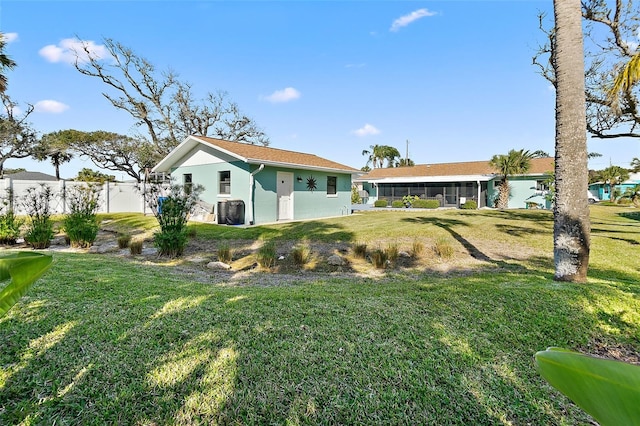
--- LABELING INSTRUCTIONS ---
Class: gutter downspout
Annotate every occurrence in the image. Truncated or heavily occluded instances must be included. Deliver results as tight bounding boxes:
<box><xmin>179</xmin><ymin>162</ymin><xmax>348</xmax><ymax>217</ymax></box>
<box><xmin>248</xmin><ymin>164</ymin><xmax>265</xmax><ymax>225</ymax></box>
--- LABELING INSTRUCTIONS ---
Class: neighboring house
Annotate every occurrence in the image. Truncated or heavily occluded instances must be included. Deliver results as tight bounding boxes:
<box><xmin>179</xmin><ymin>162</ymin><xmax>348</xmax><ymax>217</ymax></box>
<box><xmin>153</xmin><ymin>136</ymin><xmax>359</xmax><ymax>225</ymax></box>
<box><xmin>589</xmin><ymin>172</ymin><xmax>640</xmax><ymax>201</ymax></box>
<box><xmin>3</xmin><ymin>171</ymin><xmax>59</xmax><ymax>181</ymax></box>
<box><xmin>354</xmin><ymin>157</ymin><xmax>554</xmax><ymax>209</ymax></box>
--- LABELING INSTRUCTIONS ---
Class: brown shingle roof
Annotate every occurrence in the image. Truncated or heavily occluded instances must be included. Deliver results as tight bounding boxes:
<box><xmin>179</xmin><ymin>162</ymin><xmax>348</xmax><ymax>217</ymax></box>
<box><xmin>195</xmin><ymin>136</ymin><xmax>359</xmax><ymax>173</ymax></box>
<box><xmin>359</xmin><ymin>157</ymin><xmax>554</xmax><ymax>180</ymax></box>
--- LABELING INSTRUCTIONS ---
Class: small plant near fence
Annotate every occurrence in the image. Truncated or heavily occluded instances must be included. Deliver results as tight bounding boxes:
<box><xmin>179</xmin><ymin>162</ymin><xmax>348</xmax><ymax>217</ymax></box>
<box><xmin>63</xmin><ymin>184</ymin><xmax>101</xmax><ymax>248</ymax></box>
<box><xmin>22</xmin><ymin>184</ymin><xmax>55</xmax><ymax>249</ymax></box>
<box><xmin>373</xmin><ymin>200</ymin><xmax>388</xmax><ymax>207</ymax></box>
<box><xmin>433</xmin><ymin>237</ymin><xmax>454</xmax><ymax>259</ymax></box>
<box><xmin>144</xmin><ymin>183</ymin><xmax>204</xmax><ymax>257</ymax></box>
<box><xmin>217</xmin><ymin>241</ymin><xmax>232</xmax><ymax>263</ymax></box>
<box><xmin>0</xmin><ymin>190</ymin><xmax>23</xmax><ymax>245</ymax></box>
<box><xmin>391</xmin><ymin>200</ymin><xmax>404</xmax><ymax>208</ymax></box>
<box><xmin>257</xmin><ymin>241</ymin><xmax>277</xmax><ymax>268</ymax></box>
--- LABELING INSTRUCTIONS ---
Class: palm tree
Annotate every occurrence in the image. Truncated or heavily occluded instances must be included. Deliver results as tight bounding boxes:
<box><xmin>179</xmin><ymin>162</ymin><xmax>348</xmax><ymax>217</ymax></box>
<box><xmin>630</xmin><ymin>157</ymin><xmax>640</xmax><ymax>173</ymax></box>
<box><xmin>383</xmin><ymin>146</ymin><xmax>401</xmax><ymax>168</ymax></box>
<box><xmin>620</xmin><ymin>184</ymin><xmax>640</xmax><ymax>207</ymax></box>
<box><xmin>608</xmin><ymin>51</ymin><xmax>640</xmax><ymax>111</ymax></box>
<box><xmin>489</xmin><ymin>149</ymin><xmax>534</xmax><ymax>209</ymax></box>
<box><xmin>35</xmin><ymin>131</ymin><xmax>76</xmax><ymax>180</ymax></box>
<box><xmin>0</xmin><ymin>33</ymin><xmax>16</xmax><ymax>93</ymax></box>
<box><xmin>361</xmin><ymin>145</ymin><xmax>401</xmax><ymax>168</ymax></box>
<box><xmin>552</xmin><ymin>0</ymin><xmax>590</xmax><ymax>282</ymax></box>
<box><xmin>596</xmin><ymin>165</ymin><xmax>630</xmax><ymax>201</ymax></box>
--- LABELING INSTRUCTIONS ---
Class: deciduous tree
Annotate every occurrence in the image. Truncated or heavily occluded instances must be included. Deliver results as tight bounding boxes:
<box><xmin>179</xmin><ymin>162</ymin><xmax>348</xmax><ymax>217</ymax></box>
<box><xmin>0</xmin><ymin>94</ymin><xmax>37</xmax><ymax>176</ymax></box>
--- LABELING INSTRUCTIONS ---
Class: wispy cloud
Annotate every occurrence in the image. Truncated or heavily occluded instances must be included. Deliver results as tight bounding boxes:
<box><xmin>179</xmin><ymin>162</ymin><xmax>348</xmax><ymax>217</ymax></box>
<box><xmin>39</xmin><ymin>38</ymin><xmax>110</xmax><ymax>64</ymax></box>
<box><xmin>2</xmin><ymin>33</ymin><xmax>18</xmax><ymax>44</ymax></box>
<box><xmin>34</xmin><ymin>100</ymin><xmax>69</xmax><ymax>114</ymax></box>
<box><xmin>261</xmin><ymin>87</ymin><xmax>301</xmax><ymax>103</ymax></box>
<box><xmin>390</xmin><ymin>9</ymin><xmax>437</xmax><ymax>32</ymax></box>
<box><xmin>352</xmin><ymin>123</ymin><xmax>380</xmax><ymax>137</ymax></box>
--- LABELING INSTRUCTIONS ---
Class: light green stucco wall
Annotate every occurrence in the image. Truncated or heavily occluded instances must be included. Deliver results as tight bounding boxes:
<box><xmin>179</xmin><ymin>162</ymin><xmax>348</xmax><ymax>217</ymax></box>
<box><xmin>488</xmin><ymin>177</ymin><xmax>547</xmax><ymax>209</ymax></box>
<box><xmin>172</xmin><ymin>159</ymin><xmax>352</xmax><ymax>224</ymax></box>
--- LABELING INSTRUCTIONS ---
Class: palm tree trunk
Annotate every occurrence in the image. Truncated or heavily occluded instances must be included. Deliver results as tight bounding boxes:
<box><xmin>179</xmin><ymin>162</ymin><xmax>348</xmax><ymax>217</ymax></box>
<box><xmin>498</xmin><ymin>179</ymin><xmax>510</xmax><ymax>209</ymax></box>
<box><xmin>553</xmin><ymin>0</ymin><xmax>590</xmax><ymax>282</ymax></box>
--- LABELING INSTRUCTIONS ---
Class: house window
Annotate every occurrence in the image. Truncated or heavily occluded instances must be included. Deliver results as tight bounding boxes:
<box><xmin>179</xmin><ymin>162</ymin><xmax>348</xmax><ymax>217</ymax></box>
<box><xmin>183</xmin><ymin>173</ymin><xmax>193</xmax><ymax>195</ymax></box>
<box><xmin>219</xmin><ymin>171</ymin><xmax>231</xmax><ymax>195</ymax></box>
<box><xmin>327</xmin><ymin>176</ymin><xmax>337</xmax><ymax>195</ymax></box>
<box><xmin>536</xmin><ymin>180</ymin><xmax>549</xmax><ymax>191</ymax></box>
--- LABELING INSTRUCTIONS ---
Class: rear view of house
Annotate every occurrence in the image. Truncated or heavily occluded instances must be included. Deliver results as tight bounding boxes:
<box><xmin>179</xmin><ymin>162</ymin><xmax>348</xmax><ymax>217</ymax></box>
<box><xmin>153</xmin><ymin>136</ymin><xmax>359</xmax><ymax>225</ymax></box>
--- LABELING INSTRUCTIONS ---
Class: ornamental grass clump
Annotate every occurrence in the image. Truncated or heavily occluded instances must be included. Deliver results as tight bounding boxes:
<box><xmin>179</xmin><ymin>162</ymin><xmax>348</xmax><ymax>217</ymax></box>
<box><xmin>129</xmin><ymin>239</ymin><xmax>143</xmax><ymax>255</ymax></box>
<box><xmin>22</xmin><ymin>184</ymin><xmax>55</xmax><ymax>249</ymax></box>
<box><xmin>145</xmin><ymin>183</ymin><xmax>203</xmax><ymax>258</ymax></box>
<box><xmin>353</xmin><ymin>242</ymin><xmax>367</xmax><ymax>258</ymax></box>
<box><xmin>433</xmin><ymin>237</ymin><xmax>454</xmax><ymax>259</ymax></box>
<box><xmin>291</xmin><ymin>243</ymin><xmax>311</xmax><ymax>266</ymax></box>
<box><xmin>63</xmin><ymin>184</ymin><xmax>101</xmax><ymax>248</ymax></box>
<box><xmin>257</xmin><ymin>241</ymin><xmax>277</xmax><ymax>268</ymax></box>
<box><xmin>117</xmin><ymin>234</ymin><xmax>132</xmax><ymax>249</ymax></box>
<box><xmin>370</xmin><ymin>248</ymin><xmax>388</xmax><ymax>269</ymax></box>
<box><xmin>385</xmin><ymin>242</ymin><xmax>399</xmax><ymax>263</ymax></box>
<box><xmin>217</xmin><ymin>242</ymin><xmax>232</xmax><ymax>263</ymax></box>
<box><xmin>410</xmin><ymin>239</ymin><xmax>424</xmax><ymax>258</ymax></box>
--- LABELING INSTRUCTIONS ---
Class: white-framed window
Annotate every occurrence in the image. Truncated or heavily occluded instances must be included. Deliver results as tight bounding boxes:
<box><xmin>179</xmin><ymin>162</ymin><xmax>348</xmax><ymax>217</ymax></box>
<box><xmin>327</xmin><ymin>176</ymin><xmax>337</xmax><ymax>195</ymax></box>
<box><xmin>219</xmin><ymin>171</ymin><xmax>231</xmax><ymax>195</ymax></box>
<box><xmin>183</xmin><ymin>173</ymin><xmax>193</xmax><ymax>195</ymax></box>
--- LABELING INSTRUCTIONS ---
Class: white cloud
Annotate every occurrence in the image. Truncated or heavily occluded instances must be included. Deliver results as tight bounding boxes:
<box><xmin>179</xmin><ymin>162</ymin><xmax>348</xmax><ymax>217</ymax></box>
<box><xmin>2</xmin><ymin>33</ymin><xmax>18</xmax><ymax>44</ymax></box>
<box><xmin>390</xmin><ymin>8</ymin><xmax>437</xmax><ymax>32</ymax></box>
<box><xmin>34</xmin><ymin>100</ymin><xmax>69</xmax><ymax>114</ymax></box>
<box><xmin>352</xmin><ymin>123</ymin><xmax>380</xmax><ymax>137</ymax></box>
<box><xmin>39</xmin><ymin>38</ymin><xmax>111</xmax><ymax>64</ymax></box>
<box><xmin>262</xmin><ymin>87</ymin><xmax>301</xmax><ymax>103</ymax></box>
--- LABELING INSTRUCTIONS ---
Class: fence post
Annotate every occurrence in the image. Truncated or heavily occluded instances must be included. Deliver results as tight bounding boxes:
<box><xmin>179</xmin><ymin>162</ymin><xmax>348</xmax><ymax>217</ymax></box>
<box><xmin>59</xmin><ymin>180</ymin><xmax>66</xmax><ymax>214</ymax></box>
<box><xmin>104</xmin><ymin>181</ymin><xmax>110</xmax><ymax>213</ymax></box>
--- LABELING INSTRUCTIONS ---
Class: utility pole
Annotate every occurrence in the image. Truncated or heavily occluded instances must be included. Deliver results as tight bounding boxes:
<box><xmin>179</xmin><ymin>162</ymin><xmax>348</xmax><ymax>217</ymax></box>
<box><xmin>405</xmin><ymin>139</ymin><xmax>409</xmax><ymax>163</ymax></box>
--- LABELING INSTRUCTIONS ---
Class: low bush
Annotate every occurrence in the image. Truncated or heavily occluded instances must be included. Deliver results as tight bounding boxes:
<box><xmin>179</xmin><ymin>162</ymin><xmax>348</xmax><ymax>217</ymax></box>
<box><xmin>413</xmin><ymin>199</ymin><xmax>440</xmax><ymax>209</ymax></box>
<box><xmin>257</xmin><ymin>241</ymin><xmax>277</xmax><ymax>268</ymax></box>
<box><xmin>391</xmin><ymin>200</ymin><xmax>405</xmax><ymax>208</ymax></box>
<box><xmin>217</xmin><ymin>242</ymin><xmax>232</xmax><ymax>263</ymax></box>
<box><xmin>129</xmin><ymin>240</ymin><xmax>143</xmax><ymax>255</ymax></box>
<box><xmin>353</xmin><ymin>242</ymin><xmax>367</xmax><ymax>258</ymax></box>
<box><xmin>64</xmin><ymin>185</ymin><xmax>101</xmax><ymax>248</ymax></box>
<box><xmin>374</xmin><ymin>200</ymin><xmax>388</xmax><ymax>207</ymax></box>
<box><xmin>433</xmin><ymin>237</ymin><xmax>454</xmax><ymax>259</ymax></box>
<box><xmin>0</xmin><ymin>210</ymin><xmax>23</xmax><ymax>245</ymax></box>
<box><xmin>461</xmin><ymin>200</ymin><xmax>478</xmax><ymax>210</ymax></box>
<box><xmin>154</xmin><ymin>229</ymin><xmax>188</xmax><ymax>257</ymax></box>
<box><xmin>117</xmin><ymin>234</ymin><xmax>132</xmax><ymax>249</ymax></box>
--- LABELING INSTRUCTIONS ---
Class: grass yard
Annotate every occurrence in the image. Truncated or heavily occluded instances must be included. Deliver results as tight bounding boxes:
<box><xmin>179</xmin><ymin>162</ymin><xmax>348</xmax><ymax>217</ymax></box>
<box><xmin>1</xmin><ymin>205</ymin><xmax>639</xmax><ymax>424</ymax></box>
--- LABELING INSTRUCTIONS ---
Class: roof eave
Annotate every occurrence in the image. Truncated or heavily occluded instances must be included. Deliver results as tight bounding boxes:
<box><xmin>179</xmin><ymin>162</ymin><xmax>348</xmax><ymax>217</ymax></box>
<box><xmin>246</xmin><ymin>159</ymin><xmax>358</xmax><ymax>174</ymax></box>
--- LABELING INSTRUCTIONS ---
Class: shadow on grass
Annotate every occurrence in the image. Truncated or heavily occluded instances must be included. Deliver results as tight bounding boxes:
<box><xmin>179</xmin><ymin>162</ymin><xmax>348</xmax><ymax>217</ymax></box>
<box><xmin>619</xmin><ymin>211</ymin><xmax>640</xmax><ymax>222</ymax></box>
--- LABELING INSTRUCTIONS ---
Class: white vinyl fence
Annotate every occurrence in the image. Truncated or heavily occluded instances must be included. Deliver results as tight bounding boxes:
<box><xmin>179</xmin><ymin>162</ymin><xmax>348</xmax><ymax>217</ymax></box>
<box><xmin>1</xmin><ymin>178</ymin><xmax>151</xmax><ymax>215</ymax></box>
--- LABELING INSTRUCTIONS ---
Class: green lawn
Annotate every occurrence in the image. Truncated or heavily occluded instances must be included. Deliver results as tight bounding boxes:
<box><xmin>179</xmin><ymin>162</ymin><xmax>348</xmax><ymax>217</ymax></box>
<box><xmin>1</xmin><ymin>206</ymin><xmax>639</xmax><ymax>424</ymax></box>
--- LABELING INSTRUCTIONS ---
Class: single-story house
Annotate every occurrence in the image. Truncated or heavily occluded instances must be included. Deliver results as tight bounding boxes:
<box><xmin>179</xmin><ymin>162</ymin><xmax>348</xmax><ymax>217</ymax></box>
<box><xmin>589</xmin><ymin>172</ymin><xmax>640</xmax><ymax>201</ymax></box>
<box><xmin>354</xmin><ymin>157</ymin><xmax>555</xmax><ymax>209</ymax></box>
<box><xmin>153</xmin><ymin>136</ymin><xmax>359</xmax><ymax>225</ymax></box>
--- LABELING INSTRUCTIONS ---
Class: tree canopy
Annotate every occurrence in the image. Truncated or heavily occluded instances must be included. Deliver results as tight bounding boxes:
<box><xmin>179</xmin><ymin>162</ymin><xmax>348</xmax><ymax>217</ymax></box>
<box><xmin>0</xmin><ymin>93</ymin><xmax>37</xmax><ymax>176</ymax></box>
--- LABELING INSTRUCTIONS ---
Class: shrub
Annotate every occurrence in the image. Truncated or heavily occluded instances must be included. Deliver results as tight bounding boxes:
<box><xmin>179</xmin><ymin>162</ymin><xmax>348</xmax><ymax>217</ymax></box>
<box><xmin>257</xmin><ymin>241</ymin><xmax>276</xmax><ymax>268</ymax></box>
<box><xmin>353</xmin><ymin>242</ymin><xmax>367</xmax><ymax>258</ymax></box>
<box><xmin>117</xmin><ymin>234</ymin><xmax>132</xmax><ymax>249</ymax></box>
<box><xmin>144</xmin><ymin>183</ymin><xmax>204</xmax><ymax>257</ymax></box>
<box><xmin>351</xmin><ymin>186</ymin><xmax>362</xmax><ymax>204</ymax></box>
<box><xmin>130</xmin><ymin>239</ymin><xmax>143</xmax><ymax>255</ymax></box>
<box><xmin>374</xmin><ymin>199</ymin><xmax>388</xmax><ymax>207</ymax></box>
<box><xmin>402</xmin><ymin>195</ymin><xmax>420</xmax><ymax>208</ymax></box>
<box><xmin>217</xmin><ymin>242</ymin><xmax>232</xmax><ymax>263</ymax></box>
<box><xmin>0</xmin><ymin>209</ymin><xmax>23</xmax><ymax>245</ymax></box>
<box><xmin>385</xmin><ymin>242</ymin><xmax>399</xmax><ymax>263</ymax></box>
<box><xmin>433</xmin><ymin>237</ymin><xmax>454</xmax><ymax>259</ymax></box>
<box><xmin>63</xmin><ymin>185</ymin><xmax>102</xmax><ymax>248</ymax></box>
<box><xmin>291</xmin><ymin>243</ymin><xmax>311</xmax><ymax>265</ymax></box>
<box><xmin>413</xmin><ymin>199</ymin><xmax>440</xmax><ymax>209</ymax></box>
<box><xmin>391</xmin><ymin>200</ymin><xmax>405</xmax><ymax>208</ymax></box>
<box><xmin>22</xmin><ymin>184</ymin><xmax>55</xmax><ymax>249</ymax></box>
<box><xmin>461</xmin><ymin>200</ymin><xmax>478</xmax><ymax>210</ymax></box>
<box><xmin>370</xmin><ymin>248</ymin><xmax>388</xmax><ymax>269</ymax></box>
<box><xmin>410</xmin><ymin>239</ymin><xmax>424</xmax><ymax>258</ymax></box>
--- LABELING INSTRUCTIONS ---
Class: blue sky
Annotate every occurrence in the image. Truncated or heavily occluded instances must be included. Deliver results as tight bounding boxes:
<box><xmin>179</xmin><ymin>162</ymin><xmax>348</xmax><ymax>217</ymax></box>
<box><xmin>2</xmin><ymin>0</ymin><xmax>639</xmax><ymax>179</ymax></box>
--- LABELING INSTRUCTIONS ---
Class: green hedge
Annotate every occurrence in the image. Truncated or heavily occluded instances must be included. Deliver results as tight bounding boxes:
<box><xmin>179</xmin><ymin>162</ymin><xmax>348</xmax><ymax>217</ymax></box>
<box><xmin>461</xmin><ymin>200</ymin><xmax>478</xmax><ymax>210</ymax></box>
<box><xmin>391</xmin><ymin>200</ymin><xmax>405</xmax><ymax>208</ymax></box>
<box><xmin>374</xmin><ymin>200</ymin><xmax>388</xmax><ymax>207</ymax></box>
<box><xmin>413</xmin><ymin>199</ymin><xmax>440</xmax><ymax>209</ymax></box>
